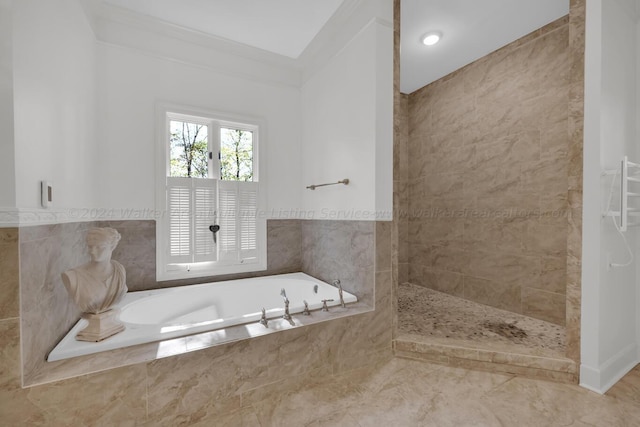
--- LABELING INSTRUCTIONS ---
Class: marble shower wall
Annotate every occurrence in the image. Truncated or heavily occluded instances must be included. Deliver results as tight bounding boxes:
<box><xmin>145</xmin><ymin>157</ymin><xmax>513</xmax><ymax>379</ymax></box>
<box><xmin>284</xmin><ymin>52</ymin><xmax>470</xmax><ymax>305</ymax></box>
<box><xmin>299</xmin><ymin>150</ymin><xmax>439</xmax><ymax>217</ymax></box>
<box><xmin>396</xmin><ymin>93</ymin><xmax>409</xmax><ymax>285</ymax></box>
<box><xmin>565</xmin><ymin>0</ymin><xmax>586</xmax><ymax>366</ymax></box>
<box><xmin>406</xmin><ymin>17</ymin><xmax>570</xmax><ymax>326</ymax></box>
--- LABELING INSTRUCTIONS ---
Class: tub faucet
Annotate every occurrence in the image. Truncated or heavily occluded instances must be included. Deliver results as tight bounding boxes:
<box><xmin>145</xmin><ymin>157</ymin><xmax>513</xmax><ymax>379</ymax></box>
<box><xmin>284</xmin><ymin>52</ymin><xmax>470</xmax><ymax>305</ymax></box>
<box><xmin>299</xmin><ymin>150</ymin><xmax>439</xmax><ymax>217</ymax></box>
<box><xmin>302</xmin><ymin>300</ymin><xmax>311</xmax><ymax>315</ymax></box>
<box><xmin>321</xmin><ymin>299</ymin><xmax>334</xmax><ymax>311</ymax></box>
<box><xmin>281</xmin><ymin>288</ymin><xmax>292</xmax><ymax>321</ymax></box>
<box><xmin>332</xmin><ymin>279</ymin><xmax>345</xmax><ymax>308</ymax></box>
<box><xmin>259</xmin><ymin>308</ymin><xmax>268</xmax><ymax>328</ymax></box>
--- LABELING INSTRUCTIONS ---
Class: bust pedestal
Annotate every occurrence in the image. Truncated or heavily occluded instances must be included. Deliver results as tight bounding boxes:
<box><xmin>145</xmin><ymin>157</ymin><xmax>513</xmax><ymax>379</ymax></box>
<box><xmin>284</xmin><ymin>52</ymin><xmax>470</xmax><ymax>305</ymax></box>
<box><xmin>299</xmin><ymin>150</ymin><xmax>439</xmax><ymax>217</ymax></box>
<box><xmin>76</xmin><ymin>309</ymin><xmax>125</xmax><ymax>342</ymax></box>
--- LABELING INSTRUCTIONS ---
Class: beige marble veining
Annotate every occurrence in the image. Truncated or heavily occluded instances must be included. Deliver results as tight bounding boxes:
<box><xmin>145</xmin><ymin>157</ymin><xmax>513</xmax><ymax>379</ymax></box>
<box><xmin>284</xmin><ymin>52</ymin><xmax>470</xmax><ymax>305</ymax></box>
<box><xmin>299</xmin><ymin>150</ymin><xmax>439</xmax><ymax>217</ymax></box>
<box><xmin>3</xmin><ymin>332</ymin><xmax>638</xmax><ymax>426</ymax></box>
<box><xmin>404</xmin><ymin>16</ymin><xmax>571</xmax><ymax>326</ymax></box>
<box><xmin>0</xmin><ymin>229</ymin><xmax>19</xmax><ymax>320</ymax></box>
<box><xmin>0</xmin><ymin>319</ymin><xmax>20</xmax><ymax>391</ymax></box>
<box><xmin>565</xmin><ymin>0</ymin><xmax>586</xmax><ymax>367</ymax></box>
<box><xmin>230</xmin><ymin>358</ymin><xmax>639</xmax><ymax>427</ymax></box>
<box><xmin>605</xmin><ymin>365</ymin><xmax>640</xmax><ymax>406</ymax></box>
<box><xmin>6</xmin><ymin>215</ymin><xmax>392</xmax><ymax>422</ymax></box>
<box><xmin>26</xmin><ymin>302</ymin><xmax>376</xmax><ymax>387</ymax></box>
<box><xmin>392</xmin><ymin>0</ymin><xmax>405</xmax><ymax>343</ymax></box>
<box><xmin>20</xmin><ymin>224</ymin><xmax>87</xmax><ymax>384</ymax></box>
<box><xmin>301</xmin><ymin>220</ymin><xmax>376</xmax><ymax>306</ymax></box>
<box><xmin>17</xmin><ymin>218</ymin><xmax>381</xmax><ymax>386</ymax></box>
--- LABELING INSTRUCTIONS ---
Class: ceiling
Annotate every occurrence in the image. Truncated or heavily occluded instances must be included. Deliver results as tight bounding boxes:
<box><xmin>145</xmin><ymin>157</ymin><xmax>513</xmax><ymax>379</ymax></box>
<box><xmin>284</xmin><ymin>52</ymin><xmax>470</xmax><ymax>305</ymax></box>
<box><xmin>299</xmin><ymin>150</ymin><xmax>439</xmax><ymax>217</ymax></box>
<box><xmin>99</xmin><ymin>1</ymin><xmax>570</xmax><ymax>93</ymax></box>
<box><xmin>102</xmin><ymin>0</ymin><xmax>345</xmax><ymax>59</ymax></box>
<box><xmin>401</xmin><ymin>0</ymin><xmax>570</xmax><ymax>94</ymax></box>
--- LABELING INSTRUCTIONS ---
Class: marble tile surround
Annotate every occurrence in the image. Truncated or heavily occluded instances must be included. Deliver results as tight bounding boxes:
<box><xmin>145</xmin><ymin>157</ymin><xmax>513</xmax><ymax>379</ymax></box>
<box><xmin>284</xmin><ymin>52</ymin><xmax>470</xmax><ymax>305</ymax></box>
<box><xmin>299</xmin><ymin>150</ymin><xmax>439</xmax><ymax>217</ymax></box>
<box><xmin>14</xmin><ymin>218</ymin><xmax>387</xmax><ymax>392</ymax></box>
<box><xmin>301</xmin><ymin>220</ymin><xmax>376</xmax><ymax>306</ymax></box>
<box><xmin>18</xmin><ymin>219</ymin><xmax>301</xmax><ymax>384</ymax></box>
<box><xmin>405</xmin><ymin>16</ymin><xmax>571</xmax><ymax>326</ymax></box>
<box><xmin>565</xmin><ymin>0</ymin><xmax>585</xmax><ymax>368</ymax></box>
<box><xmin>3</xmin><ymin>355</ymin><xmax>636</xmax><ymax>425</ymax></box>
<box><xmin>0</xmin><ymin>228</ymin><xmax>19</xmax><ymax>320</ymax></box>
<box><xmin>1</xmin><ymin>217</ymin><xmax>392</xmax><ymax>423</ymax></box>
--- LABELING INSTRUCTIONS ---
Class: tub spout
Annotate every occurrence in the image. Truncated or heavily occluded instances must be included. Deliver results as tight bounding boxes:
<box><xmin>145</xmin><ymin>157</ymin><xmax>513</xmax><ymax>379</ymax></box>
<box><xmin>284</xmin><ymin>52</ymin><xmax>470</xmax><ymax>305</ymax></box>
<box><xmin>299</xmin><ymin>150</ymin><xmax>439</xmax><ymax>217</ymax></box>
<box><xmin>259</xmin><ymin>308</ymin><xmax>268</xmax><ymax>328</ymax></box>
<box><xmin>302</xmin><ymin>300</ymin><xmax>311</xmax><ymax>315</ymax></box>
<box><xmin>332</xmin><ymin>279</ymin><xmax>345</xmax><ymax>308</ymax></box>
<box><xmin>283</xmin><ymin>299</ymin><xmax>293</xmax><ymax>321</ymax></box>
<box><xmin>281</xmin><ymin>288</ymin><xmax>292</xmax><ymax>321</ymax></box>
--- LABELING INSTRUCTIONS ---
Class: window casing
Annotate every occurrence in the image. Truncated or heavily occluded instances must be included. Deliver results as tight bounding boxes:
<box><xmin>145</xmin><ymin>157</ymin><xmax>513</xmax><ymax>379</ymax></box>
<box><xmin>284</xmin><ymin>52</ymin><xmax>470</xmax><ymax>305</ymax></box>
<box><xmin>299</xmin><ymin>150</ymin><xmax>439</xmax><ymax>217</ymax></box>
<box><xmin>156</xmin><ymin>105</ymin><xmax>267</xmax><ymax>281</ymax></box>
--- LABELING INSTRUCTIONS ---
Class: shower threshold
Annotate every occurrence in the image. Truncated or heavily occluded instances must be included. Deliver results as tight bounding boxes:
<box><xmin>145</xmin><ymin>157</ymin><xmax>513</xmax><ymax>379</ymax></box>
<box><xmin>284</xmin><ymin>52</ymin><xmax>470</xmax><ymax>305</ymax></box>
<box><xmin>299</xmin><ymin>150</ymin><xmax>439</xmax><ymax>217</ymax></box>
<box><xmin>396</xmin><ymin>283</ymin><xmax>577</xmax><ymax>382</ymax></box>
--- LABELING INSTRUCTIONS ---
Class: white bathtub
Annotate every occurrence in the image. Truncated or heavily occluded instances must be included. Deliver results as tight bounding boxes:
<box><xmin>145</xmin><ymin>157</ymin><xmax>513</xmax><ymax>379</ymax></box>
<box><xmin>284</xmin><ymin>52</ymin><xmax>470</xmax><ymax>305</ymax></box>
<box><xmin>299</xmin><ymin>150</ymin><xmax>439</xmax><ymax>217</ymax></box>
<box><xmin>47</xmin><ymin>272</ymin><xmax>357</xmax><ymax>362</ymax></box>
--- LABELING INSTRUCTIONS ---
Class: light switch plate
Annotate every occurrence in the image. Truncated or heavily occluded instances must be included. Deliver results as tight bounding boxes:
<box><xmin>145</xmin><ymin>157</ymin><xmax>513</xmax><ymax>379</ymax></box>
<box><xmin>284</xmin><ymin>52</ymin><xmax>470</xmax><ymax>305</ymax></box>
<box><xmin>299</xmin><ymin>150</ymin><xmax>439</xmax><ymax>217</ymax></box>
<box><xmin>41</xmin><ymin>181</ymin><xmax>53</xmax><ymax>208</ymax></box>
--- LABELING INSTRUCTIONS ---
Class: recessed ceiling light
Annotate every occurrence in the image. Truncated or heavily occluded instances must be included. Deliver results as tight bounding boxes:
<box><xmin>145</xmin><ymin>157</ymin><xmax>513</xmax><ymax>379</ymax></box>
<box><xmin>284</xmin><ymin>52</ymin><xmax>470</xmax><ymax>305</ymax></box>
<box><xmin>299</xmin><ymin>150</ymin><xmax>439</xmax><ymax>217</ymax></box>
<box><xmin>421</xmin><ymin>32</ymin><xmax>442</xmax><ymax>46</ymax></box>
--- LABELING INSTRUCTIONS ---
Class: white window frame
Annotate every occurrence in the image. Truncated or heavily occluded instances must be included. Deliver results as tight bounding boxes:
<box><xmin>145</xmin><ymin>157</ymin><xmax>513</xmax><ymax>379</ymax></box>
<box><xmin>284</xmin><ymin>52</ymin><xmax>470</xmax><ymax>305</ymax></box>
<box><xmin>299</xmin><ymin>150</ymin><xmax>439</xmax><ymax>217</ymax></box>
<box><xmin>155</xmin><ymin>103</ymin><xmax>267</xmax><ymax>281</ymax></box>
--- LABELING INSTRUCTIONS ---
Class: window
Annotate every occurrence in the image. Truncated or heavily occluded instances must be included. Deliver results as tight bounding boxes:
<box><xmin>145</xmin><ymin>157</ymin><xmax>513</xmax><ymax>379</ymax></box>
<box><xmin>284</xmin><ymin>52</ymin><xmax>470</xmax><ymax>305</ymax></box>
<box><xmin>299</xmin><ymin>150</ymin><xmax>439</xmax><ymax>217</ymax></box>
<box><xmin>156</xmin><ymin>106</ymin><xmax>266</xmax><ymax>281</ymax></box>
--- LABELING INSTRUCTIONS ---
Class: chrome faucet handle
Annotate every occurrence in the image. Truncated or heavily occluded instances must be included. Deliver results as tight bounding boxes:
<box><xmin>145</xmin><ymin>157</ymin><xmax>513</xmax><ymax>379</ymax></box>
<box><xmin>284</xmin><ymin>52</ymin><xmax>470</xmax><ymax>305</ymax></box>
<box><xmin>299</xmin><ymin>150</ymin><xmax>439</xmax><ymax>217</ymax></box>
<box><xmin>332</xmin><ymin>279</ymin><xmax>345</xmax><ymax>308</ymax></box>
<box><xmin>259</xmin><ymin>308</ymin><xmax>268</xmax><ymax>328</ymax></box>
<box><xmin>283</xmin><ymin>299</ymin><xmax>292</xmax><ymax>321</ymax></box>
<box><xmin>321</xmin><ymin>299</ymin><xmax>334</xmax><ymax>311</ymax></box>
<box><xmin>302</xmin><ymin>300</ymin><xmax>311</xmax><ymax>315</ymax></box>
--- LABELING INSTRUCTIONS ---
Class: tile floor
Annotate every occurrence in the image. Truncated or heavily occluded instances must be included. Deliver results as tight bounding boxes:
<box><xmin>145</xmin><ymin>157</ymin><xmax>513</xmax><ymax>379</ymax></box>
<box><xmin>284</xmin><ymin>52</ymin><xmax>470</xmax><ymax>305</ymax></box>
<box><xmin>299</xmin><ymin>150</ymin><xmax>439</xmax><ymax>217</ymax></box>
<box><xmin>191</xmin><ymin>358</ymin><xmax>640</xmax><ymax>426</ymax></box>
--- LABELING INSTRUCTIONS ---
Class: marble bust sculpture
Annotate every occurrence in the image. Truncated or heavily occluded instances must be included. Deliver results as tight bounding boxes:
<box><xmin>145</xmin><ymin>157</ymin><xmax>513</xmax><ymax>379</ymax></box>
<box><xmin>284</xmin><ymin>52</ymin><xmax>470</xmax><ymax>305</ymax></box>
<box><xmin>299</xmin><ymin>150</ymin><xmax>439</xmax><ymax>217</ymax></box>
<box><xmin>61</xmin><ymin>227</ymin><xmax>128</xmax><ymax>342</ymax></box>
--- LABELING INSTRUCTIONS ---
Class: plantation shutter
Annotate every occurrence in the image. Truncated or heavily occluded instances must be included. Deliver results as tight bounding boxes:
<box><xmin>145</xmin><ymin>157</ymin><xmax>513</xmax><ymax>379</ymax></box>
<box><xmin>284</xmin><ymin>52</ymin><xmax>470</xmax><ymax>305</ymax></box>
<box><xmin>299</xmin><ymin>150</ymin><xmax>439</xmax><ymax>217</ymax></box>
<box><xmin>167</xmin><ymin>177</ymin><xmax>192</xmax><ymax>264</ymax></box>
<box><xmin>166</xmin><ymin>177</ymin><xmax>217</xmax><ymax>264</ymax></box>
<box><xmin>193</xmin><ymin>179</ymin><xmax>217</xmax><ymax>263</ymax></box>
<box><xmin>218</xmin><ymin>180</ymin><xmax>259</xmax><ymax>263</ymax></box>
<box><xmin>218</xmin><ymin>181</ymin><xmax>238</xmax><ymax>261</ymax></box>
<box><xmin>239</xmin><ymin>181</ymin><xmax>259</xmax><ymax>260</ymax></box>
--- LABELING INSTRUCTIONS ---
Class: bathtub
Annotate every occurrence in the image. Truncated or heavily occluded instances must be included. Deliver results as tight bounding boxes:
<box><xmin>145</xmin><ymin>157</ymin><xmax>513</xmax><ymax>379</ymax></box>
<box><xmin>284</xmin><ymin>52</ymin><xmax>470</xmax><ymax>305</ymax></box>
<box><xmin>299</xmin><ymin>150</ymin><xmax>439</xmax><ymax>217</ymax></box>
<box><xmin>47</xmin><ymin>272</ymin><xmax>357</xmax><ymax>362</ymax></box>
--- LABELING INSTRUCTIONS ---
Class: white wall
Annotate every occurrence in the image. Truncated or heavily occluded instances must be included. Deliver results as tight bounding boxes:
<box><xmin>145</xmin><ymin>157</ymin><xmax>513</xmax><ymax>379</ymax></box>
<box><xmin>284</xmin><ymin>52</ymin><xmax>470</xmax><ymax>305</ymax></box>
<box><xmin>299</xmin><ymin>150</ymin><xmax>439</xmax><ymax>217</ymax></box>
<box><xmin>581</xmin><ymin>0</ymin><xmax>639</xmax><ymax>394</ymax></box>
<box><xmin>96</xmin><ymin>45</ymin><xmax>302</xmax><ymax>217</ymax></box>
<box><xmin>12</xmin><ymin>0</ymin><xmax>98</xmax><ymax>210</ymax></box>
<box><xmin>375</xmin><ymin>22</ymin><xmax>394</xmax><ymax>219</ymax></box>
<box><xmin>300</xmin><ymin>0</ymin><xmax>393</xmax><ymax>220</ymax></box>
<box><xmin>5</xmin><ymin>0</ymin><xmax>393</xmax><ymax>224</ymax></box>
<box><xmin>0</xmin><ymin>0</ymin><xmax>15</xmax><ymax>208</ymax></box>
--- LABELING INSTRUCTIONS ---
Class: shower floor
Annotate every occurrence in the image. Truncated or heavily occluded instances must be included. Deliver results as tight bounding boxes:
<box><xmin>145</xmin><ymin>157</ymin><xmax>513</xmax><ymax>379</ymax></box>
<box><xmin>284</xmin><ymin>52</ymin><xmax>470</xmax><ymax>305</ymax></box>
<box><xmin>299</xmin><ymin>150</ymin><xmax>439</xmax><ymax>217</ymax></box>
<box><xmin>398</xmin><ymin>282</ymin><xmax>566</xmax><ymax>358</ymax></box>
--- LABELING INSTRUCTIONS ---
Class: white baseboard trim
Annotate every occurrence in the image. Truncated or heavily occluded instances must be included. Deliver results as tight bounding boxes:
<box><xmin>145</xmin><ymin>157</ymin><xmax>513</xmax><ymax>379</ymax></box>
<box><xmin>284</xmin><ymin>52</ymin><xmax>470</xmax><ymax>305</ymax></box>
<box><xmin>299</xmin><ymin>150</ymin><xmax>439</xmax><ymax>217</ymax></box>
<box><xmin>580</xmin><ymin>342</ymin><xmax>638</xmax><ymax>394</ymax></box>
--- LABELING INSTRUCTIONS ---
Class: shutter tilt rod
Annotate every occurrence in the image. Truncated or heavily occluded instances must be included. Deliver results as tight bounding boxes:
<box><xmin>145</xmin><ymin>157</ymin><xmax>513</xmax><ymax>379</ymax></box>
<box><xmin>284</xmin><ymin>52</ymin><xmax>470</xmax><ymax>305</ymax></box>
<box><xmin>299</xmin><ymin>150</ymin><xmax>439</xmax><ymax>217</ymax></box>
<box><xmin>306</xmin><ymin>179</ymin><xmax>349</xmax><ymax>190</ymax></box>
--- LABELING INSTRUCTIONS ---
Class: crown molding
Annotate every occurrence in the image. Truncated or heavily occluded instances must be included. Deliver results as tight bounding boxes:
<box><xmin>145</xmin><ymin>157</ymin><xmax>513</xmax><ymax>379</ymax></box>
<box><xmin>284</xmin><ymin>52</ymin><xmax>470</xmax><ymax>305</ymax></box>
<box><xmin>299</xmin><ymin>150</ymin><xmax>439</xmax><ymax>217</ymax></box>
<box><xmin>89</xmin><ymin>2</ymin><xmax>303</xmax><ymax>88</ymax></box>
<box><xmin>298</xmin><ymin>0</ymin><xmax>392</xmax><ymax>84</ymax></box>
<box><xmin>79</xmin><ymin>0</ymin><xmax>393</xmax><ymax>89</ymax></box>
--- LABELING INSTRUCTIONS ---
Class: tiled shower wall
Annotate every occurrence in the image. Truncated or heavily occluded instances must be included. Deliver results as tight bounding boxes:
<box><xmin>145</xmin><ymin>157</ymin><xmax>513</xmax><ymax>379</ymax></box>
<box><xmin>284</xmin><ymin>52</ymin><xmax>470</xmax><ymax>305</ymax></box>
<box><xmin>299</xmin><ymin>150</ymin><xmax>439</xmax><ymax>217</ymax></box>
<box><xmin>0</xmin><ymin>218</ymin><xmax>391</xmax><ymax>424</ymax></box>
<box><xmin>406</xmin><ymin>17</ymin><xmax>570</xmax><ymax>326</ymax></box>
